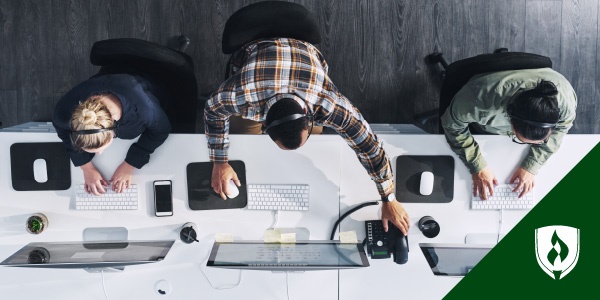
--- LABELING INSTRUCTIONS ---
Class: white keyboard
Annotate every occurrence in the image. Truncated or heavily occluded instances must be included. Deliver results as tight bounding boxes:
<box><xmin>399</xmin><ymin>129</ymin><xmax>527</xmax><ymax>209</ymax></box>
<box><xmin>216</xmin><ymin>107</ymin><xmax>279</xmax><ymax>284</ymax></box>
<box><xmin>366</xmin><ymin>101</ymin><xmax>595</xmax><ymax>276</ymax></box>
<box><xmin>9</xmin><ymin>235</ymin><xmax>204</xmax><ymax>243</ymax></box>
<box><xmin>471</xmin><ymin>184</ymin><xmax>534</xmax><ymax>210</ymax></box>
<box><xmin>75</xmin><ymin>184</ymin><xmax>138</xmax><ymax>211</ymax></box>
<box><xmin>247</xmin><ymin>184</ymin><xmax>309</xmax><ymax>211</ymax></box>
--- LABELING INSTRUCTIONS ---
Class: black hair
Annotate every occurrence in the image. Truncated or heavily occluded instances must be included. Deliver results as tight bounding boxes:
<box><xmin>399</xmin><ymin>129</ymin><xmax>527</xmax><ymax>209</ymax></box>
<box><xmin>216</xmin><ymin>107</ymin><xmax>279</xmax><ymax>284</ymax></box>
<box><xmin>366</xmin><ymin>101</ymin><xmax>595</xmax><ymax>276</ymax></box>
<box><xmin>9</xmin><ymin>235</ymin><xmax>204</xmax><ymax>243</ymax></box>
<box><xmin>265</xmin><ymin>98</ymin><xmax>309</xmax><ymax>149</ymax></box>
<box><xmin>509</xmin><ymin>80</ymin><xmax>560</xmax><ymax>141</ymax></box>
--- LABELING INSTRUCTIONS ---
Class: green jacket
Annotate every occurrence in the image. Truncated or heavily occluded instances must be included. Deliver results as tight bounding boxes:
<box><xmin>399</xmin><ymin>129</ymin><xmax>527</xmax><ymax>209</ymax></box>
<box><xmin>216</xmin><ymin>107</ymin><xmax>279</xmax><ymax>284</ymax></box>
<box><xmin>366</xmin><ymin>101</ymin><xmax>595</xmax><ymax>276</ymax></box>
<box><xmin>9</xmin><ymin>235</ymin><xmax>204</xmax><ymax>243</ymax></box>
<box><xmin>441</xmin><ymin>68</ymin><xmax>577</xmax><ymax>175</ymax></box>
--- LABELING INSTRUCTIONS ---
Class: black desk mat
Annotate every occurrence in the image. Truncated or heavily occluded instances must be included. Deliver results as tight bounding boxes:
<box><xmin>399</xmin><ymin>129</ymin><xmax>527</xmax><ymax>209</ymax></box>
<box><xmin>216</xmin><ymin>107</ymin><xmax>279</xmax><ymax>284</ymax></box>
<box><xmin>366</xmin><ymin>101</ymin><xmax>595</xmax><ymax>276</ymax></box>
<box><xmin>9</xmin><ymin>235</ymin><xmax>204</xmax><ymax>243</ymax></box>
<box><xmin>10</xmin><ymin>142</ymin><xmax>71</xmax><ymax>191</ymax></box>
<box><xmin>186</xmin><ymin>160</ymin><xmax>247</xmax><ymax>210</ymax></box>
<box><xmin>395</xmin><ymin>155</ymin><xmax>454</xmax><ymax>203</ymax></box>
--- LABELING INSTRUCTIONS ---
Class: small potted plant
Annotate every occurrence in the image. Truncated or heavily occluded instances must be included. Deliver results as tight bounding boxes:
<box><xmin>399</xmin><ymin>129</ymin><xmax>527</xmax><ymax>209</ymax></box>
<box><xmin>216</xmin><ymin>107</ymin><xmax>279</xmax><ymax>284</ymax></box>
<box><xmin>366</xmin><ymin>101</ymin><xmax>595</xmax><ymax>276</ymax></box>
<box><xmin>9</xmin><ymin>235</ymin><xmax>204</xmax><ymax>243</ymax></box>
<box><xmin>26</xmin><ymin>213</ymin><xmax>48</xmax><ymax>234</ymax></box>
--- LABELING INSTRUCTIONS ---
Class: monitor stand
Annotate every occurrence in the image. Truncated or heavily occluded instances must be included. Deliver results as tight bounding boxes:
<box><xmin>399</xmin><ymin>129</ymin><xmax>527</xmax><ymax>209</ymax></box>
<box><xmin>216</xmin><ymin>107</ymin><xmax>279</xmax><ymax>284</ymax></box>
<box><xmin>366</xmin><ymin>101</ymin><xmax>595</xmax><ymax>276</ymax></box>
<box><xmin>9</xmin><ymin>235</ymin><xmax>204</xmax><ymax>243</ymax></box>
<box><xmin>82</xmin><ymin>227</ymin><xmax>130</xmax><ymax>273</ymax></box>
<box><xmin>84</xmin><ymin>266</ymin><xmax>125</xmax><ymax>273</ymax></box>
<box><xmin>83</xmin><ymin>227</ymin><xmax>128</xmax><ymax>241</ymax></box>
<box><xmin>465</xmin><ymin>233</ymin><xmax>505</xmax><ymax>245</ymax></box>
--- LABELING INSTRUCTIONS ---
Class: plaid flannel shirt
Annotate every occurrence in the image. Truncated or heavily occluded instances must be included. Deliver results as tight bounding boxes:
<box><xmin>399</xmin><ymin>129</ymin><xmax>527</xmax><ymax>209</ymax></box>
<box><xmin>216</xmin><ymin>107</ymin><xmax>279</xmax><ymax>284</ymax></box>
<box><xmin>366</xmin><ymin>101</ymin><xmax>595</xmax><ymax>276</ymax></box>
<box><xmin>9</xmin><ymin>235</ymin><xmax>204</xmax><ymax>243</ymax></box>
<box><xmin>204</xmin><ymin>38</ymin><xmax>394</xmax><ymax>197</ymax></box>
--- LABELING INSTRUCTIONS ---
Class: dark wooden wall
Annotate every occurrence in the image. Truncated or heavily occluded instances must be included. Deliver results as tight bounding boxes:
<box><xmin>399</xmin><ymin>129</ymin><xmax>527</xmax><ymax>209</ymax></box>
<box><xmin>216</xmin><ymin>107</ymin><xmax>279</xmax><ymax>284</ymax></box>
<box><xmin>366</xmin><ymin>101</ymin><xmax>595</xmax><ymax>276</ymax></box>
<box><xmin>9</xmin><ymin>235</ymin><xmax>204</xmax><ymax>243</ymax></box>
<box><xmin>1</xmin><ymin>0</ymin><xmax>598</xmax><ymax>133</ymax></box>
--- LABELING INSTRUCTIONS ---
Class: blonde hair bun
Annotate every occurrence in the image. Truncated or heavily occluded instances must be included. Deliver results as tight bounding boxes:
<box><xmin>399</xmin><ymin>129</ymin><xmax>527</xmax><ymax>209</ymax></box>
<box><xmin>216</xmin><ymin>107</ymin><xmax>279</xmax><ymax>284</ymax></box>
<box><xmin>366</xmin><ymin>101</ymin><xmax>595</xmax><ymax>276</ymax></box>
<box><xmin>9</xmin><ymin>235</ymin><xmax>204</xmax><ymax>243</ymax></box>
<box><xmin>80</xmin><ymin>108</ymin><xmax>98</xmax><ymax>125</ymax></box>
<box><xmin>70</xmin><ymin>94</ymin><xmax>115</xmax><ymax>150</ymax></box>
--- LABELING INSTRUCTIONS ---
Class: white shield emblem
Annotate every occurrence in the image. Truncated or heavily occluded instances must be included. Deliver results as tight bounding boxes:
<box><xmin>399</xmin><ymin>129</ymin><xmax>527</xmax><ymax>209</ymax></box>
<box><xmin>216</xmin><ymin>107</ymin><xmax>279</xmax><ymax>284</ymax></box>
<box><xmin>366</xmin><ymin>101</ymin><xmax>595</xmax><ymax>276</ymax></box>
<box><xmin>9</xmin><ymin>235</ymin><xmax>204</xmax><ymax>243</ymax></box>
<box><xmin>535</xmin><ymin>226</ymin><xmax>580</xmax><ymax>280</ymax></box>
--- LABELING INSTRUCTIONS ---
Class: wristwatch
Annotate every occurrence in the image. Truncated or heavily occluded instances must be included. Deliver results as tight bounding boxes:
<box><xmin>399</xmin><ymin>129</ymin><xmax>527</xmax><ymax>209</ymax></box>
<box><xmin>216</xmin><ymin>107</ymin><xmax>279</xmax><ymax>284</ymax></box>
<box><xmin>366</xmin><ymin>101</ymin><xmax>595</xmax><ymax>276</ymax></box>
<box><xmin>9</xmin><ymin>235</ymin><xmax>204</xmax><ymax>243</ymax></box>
<box><xmin>381</xmin><ymin>193</ymin><xmax>396</xmax><ymax>203</ymax></box>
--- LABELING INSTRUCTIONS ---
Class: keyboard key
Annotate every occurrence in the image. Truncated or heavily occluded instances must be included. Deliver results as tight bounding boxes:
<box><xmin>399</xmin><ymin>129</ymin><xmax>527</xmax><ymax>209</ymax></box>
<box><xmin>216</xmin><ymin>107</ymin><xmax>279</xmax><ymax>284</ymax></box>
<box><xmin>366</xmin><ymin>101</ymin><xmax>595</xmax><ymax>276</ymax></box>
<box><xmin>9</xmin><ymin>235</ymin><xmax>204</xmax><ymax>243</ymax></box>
<box><xmin>471</xmin><ymin>184</ymin><xmax>534</xmax><ymax>210</ymax></box>
<box><xmin>75</xmin><ymin>184</ymin><xmax>139</xmax><ymax>211</ymax></box>
<box><xmin>247</xmin><ymin>184</ymin><xmax>309</xmax><ymax>211</ymax></box>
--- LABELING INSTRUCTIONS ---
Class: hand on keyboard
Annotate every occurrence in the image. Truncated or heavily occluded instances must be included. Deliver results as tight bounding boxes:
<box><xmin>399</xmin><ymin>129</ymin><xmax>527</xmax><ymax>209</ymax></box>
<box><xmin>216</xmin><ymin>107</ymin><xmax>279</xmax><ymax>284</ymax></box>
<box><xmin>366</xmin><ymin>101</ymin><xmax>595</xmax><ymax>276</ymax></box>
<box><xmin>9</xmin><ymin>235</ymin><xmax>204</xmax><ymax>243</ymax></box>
<box><xmin>111</xmin><ymin>161</ymin><xmax>134</xmax><ymax>193</ymax></box>
<box><xmin>471</xmin><ymin>184</ymin><xmax>534</xmax><ymax>210</ymax></box>
<box><xmin>75</xmin><ymin>184</ymin><xmax>139</xmax><ymax>211</ymax></box>
<box><xmin>81</xmin><ymin>162</ymin><xmax>109</xmax><ymax>195</ymax></box>
<box><xmin>509</xmin><ymin>167</ymin><xmax>535</xmax><ymax>198</ymax></box>
<box><xmin>472</xmin><ymin>167</ymin><xmax>498</xmax><ymax>200</ymax></box>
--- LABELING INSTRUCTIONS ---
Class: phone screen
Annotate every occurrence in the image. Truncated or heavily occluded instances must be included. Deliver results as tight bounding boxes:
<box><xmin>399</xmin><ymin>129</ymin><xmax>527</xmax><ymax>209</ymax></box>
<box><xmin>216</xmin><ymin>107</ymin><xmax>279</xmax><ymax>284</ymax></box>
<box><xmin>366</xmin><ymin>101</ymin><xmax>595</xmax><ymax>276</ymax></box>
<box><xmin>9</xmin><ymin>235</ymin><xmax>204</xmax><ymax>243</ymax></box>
<box><xmin>155</xmin><ymin>182</ymin><xmax>173</xmax><ymax>214</ymax></box>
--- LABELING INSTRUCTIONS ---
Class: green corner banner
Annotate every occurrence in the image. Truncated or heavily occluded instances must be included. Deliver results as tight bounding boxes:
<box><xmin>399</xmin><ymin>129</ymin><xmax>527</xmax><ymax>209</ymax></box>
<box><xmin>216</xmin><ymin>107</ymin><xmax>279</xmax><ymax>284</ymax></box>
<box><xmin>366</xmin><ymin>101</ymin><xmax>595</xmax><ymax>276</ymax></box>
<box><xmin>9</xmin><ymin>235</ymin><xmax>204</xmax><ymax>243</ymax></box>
<box><xmin>445</xmin><ymin>142</ymin><xmax>600</xmax><ymax>299</ymax></box>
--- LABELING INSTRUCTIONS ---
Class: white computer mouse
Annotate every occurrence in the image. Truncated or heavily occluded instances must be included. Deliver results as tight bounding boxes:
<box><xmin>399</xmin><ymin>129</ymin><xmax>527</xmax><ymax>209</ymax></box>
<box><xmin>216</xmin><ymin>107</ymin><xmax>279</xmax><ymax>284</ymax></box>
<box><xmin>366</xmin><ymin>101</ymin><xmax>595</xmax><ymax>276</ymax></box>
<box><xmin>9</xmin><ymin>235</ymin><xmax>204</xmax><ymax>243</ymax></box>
<box><xmin>33</xmin><ymin>158</ymin><xmax>48</xmax><ymax>183</ymax></box>
<box><xmin>226</xmin><ymin>179</ymin><xmax>240</xmax><ymax>199</ymax></box>
<box><xmin>419</xmin><ymin>171</ymin><xmax>434</xmax><ymax>196</ymax></box>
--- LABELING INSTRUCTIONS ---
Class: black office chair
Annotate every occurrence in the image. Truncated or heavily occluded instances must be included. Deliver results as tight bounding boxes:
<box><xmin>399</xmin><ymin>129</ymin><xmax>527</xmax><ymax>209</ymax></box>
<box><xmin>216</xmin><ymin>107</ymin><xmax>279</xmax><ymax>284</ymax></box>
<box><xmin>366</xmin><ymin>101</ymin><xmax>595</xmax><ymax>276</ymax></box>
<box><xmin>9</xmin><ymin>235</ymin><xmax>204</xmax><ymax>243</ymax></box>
<box><xmin>420</xmin><ymin>48</ymin><xmax>553</xmax><ymax>133</ymax></box>
<box><xmin>90</xmin><ymin>37</ymin><xmax>198</xmax><ymax>133</ymax></box>
<box><xmin>221</xmin><ymin>0</ymin><xmax>321</xmax><ymax>79</ymax></box>
<box><xmin>218</xmin><ymin>1</ymin><xmax>324</xmax><ymax>135</ymax></box>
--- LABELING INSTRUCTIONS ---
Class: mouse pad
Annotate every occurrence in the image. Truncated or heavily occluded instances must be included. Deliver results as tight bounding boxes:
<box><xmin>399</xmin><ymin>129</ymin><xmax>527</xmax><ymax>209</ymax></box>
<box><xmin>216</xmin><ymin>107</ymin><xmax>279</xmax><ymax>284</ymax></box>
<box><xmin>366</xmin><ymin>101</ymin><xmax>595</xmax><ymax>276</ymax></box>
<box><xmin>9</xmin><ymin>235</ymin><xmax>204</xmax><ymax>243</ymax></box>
<box><xmin>186</xmin><ymin>160</ymin><xmax>247</xmax><ymax>210</ymax></box>
<box><xmin>10</xmin><ymin>142</ymin><xmax>71</xmax><ymax>191</ymax></box>
<box><xmin>394</xmin><ymin>155</ymin><xmax>454</xmax><ymax>203</ymax></box>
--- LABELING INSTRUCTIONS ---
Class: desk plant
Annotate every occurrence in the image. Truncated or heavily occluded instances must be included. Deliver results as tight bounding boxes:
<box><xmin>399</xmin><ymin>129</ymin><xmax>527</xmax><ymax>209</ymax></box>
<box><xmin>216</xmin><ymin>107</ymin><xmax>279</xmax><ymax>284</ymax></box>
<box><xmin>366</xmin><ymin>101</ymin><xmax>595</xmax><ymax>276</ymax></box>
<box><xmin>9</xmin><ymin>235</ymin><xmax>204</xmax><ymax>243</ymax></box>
<box><xmin>26</xmin><ymin>213</ymin><xmax>48</xmax><ymax>234</ymax></box>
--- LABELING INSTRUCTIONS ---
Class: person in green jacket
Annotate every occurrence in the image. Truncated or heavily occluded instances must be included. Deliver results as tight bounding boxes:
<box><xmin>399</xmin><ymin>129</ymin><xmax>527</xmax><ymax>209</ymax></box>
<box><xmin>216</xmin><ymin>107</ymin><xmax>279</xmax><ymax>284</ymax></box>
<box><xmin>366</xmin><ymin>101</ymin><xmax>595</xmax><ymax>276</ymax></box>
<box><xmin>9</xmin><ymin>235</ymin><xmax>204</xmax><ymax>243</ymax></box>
<box><xmin>441</xmin><ymin>68</ymin><xmax>577</xmax><ymax>200</ymax></box>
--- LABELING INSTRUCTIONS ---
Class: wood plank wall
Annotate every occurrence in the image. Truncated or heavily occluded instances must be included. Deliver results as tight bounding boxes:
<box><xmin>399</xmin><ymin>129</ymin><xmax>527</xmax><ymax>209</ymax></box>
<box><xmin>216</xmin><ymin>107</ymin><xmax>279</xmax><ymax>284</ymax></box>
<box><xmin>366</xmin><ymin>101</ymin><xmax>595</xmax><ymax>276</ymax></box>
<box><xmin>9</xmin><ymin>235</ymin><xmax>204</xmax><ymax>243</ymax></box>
<box><xmin>0</xmin><ymin>0</ymin><xmax>598</xmax><ymax>133</ymax></box>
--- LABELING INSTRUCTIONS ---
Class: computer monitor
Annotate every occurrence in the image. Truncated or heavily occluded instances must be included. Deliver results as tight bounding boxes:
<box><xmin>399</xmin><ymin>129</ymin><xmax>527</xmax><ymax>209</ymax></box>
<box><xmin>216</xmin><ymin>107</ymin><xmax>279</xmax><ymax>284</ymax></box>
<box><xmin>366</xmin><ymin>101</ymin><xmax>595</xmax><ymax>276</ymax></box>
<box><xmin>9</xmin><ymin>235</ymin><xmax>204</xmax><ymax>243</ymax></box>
<box><xmin>419</xmin><ymin>243</ymin><xmax>493</xmax><ymax>276</ymax></box>
<box><xmin>0</xmin><ymin>240</ymin><xmax>174</xmax><ymax>270</ymax></box>
<box><xmin>207</xmin><ymin>240</ymin><xmax>370</xmax><ymax>271</ymax></box>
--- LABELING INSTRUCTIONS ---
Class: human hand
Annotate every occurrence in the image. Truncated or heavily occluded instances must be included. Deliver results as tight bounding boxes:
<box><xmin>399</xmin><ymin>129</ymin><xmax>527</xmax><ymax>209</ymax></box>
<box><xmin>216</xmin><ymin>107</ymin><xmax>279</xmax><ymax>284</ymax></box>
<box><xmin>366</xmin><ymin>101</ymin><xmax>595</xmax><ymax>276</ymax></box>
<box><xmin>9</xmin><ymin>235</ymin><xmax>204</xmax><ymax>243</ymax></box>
<box><xmin>472</xmin><ymin>167</ymin><xmax>498</xmax><ymax>200</ymax></box>
<box><xmin>81</xmin><ymin>162</ymin><xmax>109</xmax><ymax>195</ymax></box>
<box><xmin>211</xmin><ymin>162</ymin><xmax>240</xmax><ymax>200</ymax></box>
<box><xmin>111</xmin><ymin>161</ymin><xmax>134</xmax><ymax>193</ymax></box>
<box><xmin>510</xmin><ymin>167</ymin><xmax>535</xmax><ymax>198</ymax></box>
<box><xmin>381</xmin><ymin>200</ymin><xmax>410</xmax><ymax>235</ymax></box>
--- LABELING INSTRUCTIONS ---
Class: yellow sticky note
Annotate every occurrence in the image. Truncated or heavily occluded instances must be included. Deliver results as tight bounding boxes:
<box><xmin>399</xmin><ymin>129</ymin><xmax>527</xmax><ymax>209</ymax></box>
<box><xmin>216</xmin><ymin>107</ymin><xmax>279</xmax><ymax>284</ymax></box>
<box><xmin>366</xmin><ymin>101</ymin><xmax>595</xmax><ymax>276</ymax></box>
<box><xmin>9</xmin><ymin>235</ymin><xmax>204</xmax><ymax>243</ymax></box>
<box><xmin>339</xmin><ymin>231</ymin><xmax>358</xmax><ymax>244</ymax></box>
<box><xmin>264</xmin><ymin>229</ymin><xmax>281</xmax><ymax>243</ymax></box>
<box><xmin>280</xmin><ymin>233</ymin><xmax>296</xmax><ymax>243</ymax></box>
<box><xmin>215</xmin><ymin>233</ymin><xmax>234</xmax><ymax>243</ymax></box>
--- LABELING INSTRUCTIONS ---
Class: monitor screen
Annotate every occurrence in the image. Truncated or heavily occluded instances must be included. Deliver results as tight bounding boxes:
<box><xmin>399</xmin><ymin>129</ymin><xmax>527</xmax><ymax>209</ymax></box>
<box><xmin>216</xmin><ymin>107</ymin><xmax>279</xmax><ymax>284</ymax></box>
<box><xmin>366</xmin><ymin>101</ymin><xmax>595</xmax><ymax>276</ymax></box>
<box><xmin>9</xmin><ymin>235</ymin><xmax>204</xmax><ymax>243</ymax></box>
<box><xmin>419</xmin><ymin>243</ymin><xmax>493</xmax><ymax>276</ymax></box>
<box><xmin>207</xmin><ymin>241</ymin><xmax>370</xmax><ymax>271</ymax></box>
<box><xmin>0</xmin><ymin>241</ymin><xmax>174</xmax><ymax>269</ymax></box>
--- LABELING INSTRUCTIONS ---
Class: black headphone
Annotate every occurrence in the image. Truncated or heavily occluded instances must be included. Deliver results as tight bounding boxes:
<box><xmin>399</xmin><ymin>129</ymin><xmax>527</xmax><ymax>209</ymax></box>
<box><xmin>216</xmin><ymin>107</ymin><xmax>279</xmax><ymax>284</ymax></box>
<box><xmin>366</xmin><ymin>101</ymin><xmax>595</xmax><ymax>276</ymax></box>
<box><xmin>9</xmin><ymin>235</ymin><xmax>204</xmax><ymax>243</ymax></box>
<box><xmin>70</xmin><ymin>124</ymin><xmax>119</xmax><ymax>138</ymax></box>
<box><xmin>507</xmin><ymin>103</ymin><xmax>558</xmax><ymax>129</ymax></box>
<box><xmin>262</xmin><ymin>113</ymin><xmax>313</xmax><ymax>133</ymax></box>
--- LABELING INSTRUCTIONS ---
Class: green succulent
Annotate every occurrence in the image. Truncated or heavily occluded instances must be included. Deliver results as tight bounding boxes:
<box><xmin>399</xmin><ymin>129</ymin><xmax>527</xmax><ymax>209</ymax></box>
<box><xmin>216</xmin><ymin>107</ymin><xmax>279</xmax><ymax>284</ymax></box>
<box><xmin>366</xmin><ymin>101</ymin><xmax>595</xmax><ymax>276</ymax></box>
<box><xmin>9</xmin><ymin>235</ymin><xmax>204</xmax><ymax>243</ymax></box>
<box><xmin>28</xmin><ymin>217</ymin><xmax>43</xmax><ymax>233</ymax></box>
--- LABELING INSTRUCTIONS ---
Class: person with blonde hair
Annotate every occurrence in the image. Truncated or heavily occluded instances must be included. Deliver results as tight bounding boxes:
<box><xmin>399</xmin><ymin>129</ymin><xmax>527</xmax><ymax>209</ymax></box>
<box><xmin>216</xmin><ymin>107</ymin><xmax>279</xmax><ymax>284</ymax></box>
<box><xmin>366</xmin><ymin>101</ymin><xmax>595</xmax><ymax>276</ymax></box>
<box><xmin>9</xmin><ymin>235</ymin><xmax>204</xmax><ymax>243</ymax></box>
<box><xmin>53</xmin><ymin>73</ymin><xmax>172</xmax><ymax>195</ymax></box>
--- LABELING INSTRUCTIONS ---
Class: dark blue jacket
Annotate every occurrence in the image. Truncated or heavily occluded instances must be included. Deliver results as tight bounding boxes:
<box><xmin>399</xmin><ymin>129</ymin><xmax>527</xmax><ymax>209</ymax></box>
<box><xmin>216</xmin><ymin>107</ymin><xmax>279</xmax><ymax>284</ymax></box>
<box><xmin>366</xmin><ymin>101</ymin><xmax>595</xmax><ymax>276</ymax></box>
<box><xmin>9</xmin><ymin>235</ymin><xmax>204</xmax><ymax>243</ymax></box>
<box><xmin>53</xmin><ymin>74</ymin><xmax>172</xmax><ymax>169</ymax></box>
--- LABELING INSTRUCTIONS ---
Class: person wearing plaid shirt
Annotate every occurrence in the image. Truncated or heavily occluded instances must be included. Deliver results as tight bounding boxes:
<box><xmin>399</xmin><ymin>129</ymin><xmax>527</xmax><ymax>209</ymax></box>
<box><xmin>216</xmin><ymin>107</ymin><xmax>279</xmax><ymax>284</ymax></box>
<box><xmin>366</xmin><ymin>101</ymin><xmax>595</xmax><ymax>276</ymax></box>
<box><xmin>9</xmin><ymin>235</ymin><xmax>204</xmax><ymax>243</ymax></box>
<box><xmin>204</xmin><ymin>38</ymin><xmax>409</xmax><ymax>235</ymax></box>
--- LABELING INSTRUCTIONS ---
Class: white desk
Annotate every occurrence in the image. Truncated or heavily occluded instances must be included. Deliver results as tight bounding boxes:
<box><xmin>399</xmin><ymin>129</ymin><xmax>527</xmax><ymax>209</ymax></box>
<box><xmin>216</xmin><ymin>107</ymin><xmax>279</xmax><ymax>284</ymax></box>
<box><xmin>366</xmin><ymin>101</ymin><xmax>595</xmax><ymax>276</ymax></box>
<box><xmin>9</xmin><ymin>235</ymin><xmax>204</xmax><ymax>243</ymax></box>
<box><xmin>338</xmin><ymin>134</ymin><xmax>599</xmax><ymax>300</ymax></box>
<box><xmin>0</xmin><ymin>133</ymin><xmax>342</xmax><ymax>300</ymax></box>
<box><xmin>0</xmin><ymin>133</ymin><xmax>597</xmax><ymax>300</ymax></box>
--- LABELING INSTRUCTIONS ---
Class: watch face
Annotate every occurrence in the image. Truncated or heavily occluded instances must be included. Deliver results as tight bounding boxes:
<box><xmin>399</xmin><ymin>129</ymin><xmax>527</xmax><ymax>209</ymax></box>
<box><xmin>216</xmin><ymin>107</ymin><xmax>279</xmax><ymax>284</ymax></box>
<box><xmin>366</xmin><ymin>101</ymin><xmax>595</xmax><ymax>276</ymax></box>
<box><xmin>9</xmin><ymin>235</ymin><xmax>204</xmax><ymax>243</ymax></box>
<box><xmin>384</xmin><ymin>193</ymin><xmax>396</xmax><ymax>202</ymax></box>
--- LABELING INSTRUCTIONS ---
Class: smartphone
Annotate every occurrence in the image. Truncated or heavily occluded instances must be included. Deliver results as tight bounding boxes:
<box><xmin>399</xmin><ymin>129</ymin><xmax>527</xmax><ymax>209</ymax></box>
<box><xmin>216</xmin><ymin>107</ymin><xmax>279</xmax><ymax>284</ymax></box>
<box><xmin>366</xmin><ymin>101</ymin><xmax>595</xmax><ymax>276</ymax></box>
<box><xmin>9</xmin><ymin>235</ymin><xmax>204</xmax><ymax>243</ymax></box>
<box><xmin>154</xmin><ymin>180</ymin><xmax>173</xmax><ymax>217</ymax></box>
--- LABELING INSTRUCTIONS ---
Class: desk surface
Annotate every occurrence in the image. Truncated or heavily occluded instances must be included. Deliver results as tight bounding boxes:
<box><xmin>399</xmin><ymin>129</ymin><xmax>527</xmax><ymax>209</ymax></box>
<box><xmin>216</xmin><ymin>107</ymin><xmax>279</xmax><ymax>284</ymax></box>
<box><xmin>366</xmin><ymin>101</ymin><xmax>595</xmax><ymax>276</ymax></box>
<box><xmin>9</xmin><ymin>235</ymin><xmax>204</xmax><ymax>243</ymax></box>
<box><xmin>0</xmin><ymin>133</ymin><xmax>597</xmax><ymax>300</ymax></box>
<box><xmin>338</xmin><ymin>134</ymin><xmax>599</xmax><ymax>300</ymax></box>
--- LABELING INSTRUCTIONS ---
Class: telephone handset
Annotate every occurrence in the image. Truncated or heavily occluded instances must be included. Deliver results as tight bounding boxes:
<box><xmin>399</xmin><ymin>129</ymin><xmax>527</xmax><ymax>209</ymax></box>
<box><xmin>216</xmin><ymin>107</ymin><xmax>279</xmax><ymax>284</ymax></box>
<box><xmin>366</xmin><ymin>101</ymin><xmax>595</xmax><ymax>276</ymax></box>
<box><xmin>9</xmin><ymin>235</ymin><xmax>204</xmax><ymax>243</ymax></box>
<box><xmin>365</xmin><ymin>220</ymin><xmax>409</xmax><ymax>264</ymax></box>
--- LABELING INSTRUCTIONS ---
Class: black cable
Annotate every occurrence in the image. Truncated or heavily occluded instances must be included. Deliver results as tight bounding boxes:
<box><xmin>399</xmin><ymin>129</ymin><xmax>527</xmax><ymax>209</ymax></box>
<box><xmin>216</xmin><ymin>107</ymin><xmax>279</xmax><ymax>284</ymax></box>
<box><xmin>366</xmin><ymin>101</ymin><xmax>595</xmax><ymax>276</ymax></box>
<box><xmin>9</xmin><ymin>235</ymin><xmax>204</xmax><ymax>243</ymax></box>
<box><xmin>330</xmin><ymin>201</ymin><xmax>379</xmax><ymax>240</ymax></box>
